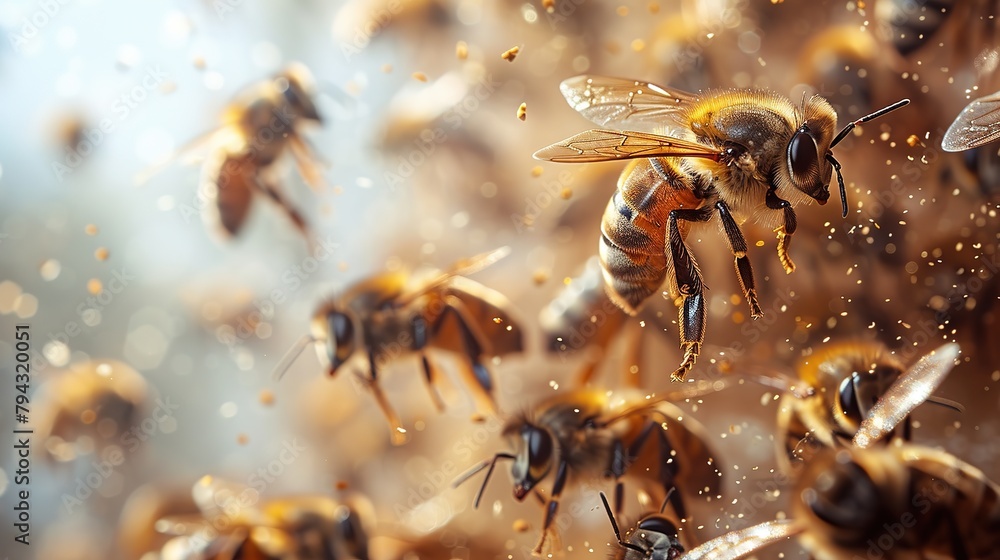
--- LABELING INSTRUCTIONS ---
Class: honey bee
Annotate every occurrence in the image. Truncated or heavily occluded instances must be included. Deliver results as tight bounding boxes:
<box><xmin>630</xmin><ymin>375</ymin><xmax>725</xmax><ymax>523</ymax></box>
<box><xmin>33</xmin><ymin>359</ymin><xmax>148</xmax><ymax>463</ymax></box>
<box><xmin>455</xmin><ymin>384</ymin><xmax>726</xmax><ymax>555</ymax></box>
<box><xmin>156</xmin><ymin>475</ymin><xmax>371</xmax><ymax>560</ymax></box>
<box><xmin>138</xmin><ymin>63</ymin><xmax>325</xmax><ymax>244</ymax></box>
<box><xmin>678</xmin><ymin>444</ymin><xmax>1000</xmax><ymax>560</ymax></box>
<box><xmin>534</xmin><ymin>75</ymin><xmax>908</xmax><ymax>380</ymax></box>
<box><xmin>274</xmin><ymin>247</ymin><xmax>523</xmax><ymax>445</ymax></box>
<box><xmin>943</xmin><ymin>89</ymin><xmax>1000</xmax><ymax>153</ymax></box>
<box><xmin>875</xmin><ymin>0</ymin><xmax>998</xmax><ymax>61</ymax></box>
<box><xmin>599</xmin><ymin>490</ymin><xmax>686</xmax><ymax>560</ymax></box>
<box><xmin>776</xmin><ymin>342</ymin><xmax>961</xmax><ymax>473</ymax></box>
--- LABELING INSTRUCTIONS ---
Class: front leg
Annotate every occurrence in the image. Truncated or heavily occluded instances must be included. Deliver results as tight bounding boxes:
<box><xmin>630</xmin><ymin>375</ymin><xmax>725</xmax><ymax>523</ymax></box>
<box><xmin>715</xmin><ymin>201</ymin><xmax>763</xmax><ymax>318</ymax></box>
<box><xmin>667</xmin><ymin>206</ymin><xmax>713</xmax><ymax>381</ymax></box>
<box><xmin>533</xmin><ymin>459</ymin><xmax>569</xmax><ymax>556</ymax></box>
<box><xmin>765</xmin><ymin>188</ymin><xmax>798</xmax><ymax>274</ymax></box>
<box><xmin>365</xmin><ymin>351</ymin><xmax>408</xmax><ymax>445</ymax></box>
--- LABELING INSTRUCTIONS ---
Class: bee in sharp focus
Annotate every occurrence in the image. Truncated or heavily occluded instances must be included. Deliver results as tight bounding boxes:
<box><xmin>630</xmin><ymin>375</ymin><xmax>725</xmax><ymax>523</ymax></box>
<box><xmin>534</xmin><ymin>75</ymin><xmax>909</xmax><ymax>381</ymax></box>
<box><xmin>139</xmin><ymin>63</ymin><xmax>325</xmax><ymax>244</ymax></box>
<box><xmin>775</xmin><ymin>341</ymin><xmax>961</xmax><ymax>473</ymax></box>
<box><xmin>455</xmin><ymin>384</ymin><xmax>726</xmax><ymax>555</ymax></box>
<box><xmin>33</xmin><ymin>359</ymin><xmax>148</xmax><ymax>464</ymax></box>
<box><xmin>274</xmin><ymin>247</ymin><xmax>523</xmax><ymax>445</ymax></box>
<box><xmin>679</xmin><ymin>444</ymin><xmax>1000</xmax><ymax>560</ymax></box>
<box><xmin>157</xmin><ymin>475</ymin><xmax>371</xmax><ymax>560</ymax></box>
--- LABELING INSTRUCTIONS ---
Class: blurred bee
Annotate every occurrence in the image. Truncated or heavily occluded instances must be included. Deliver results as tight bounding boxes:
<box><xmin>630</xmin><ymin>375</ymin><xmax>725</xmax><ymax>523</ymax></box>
<box><xmin>33</xmin><ymin>359</ymin><xmax>148</xmax><ymax>463</ymax></box>
<box><xmin>776</xmin><ymin>342</ymin><xmax>961</xmax><ymax>473</ymax></box>
<box><xmin>875</xmin><ymin>0</ymin><xmax>998</xmax><ymax>62</ymax></box>
<box><xmin>678</xmin><ymin>444</ymin><xmax>1000</xmax><ymax>560</ymax></box>
<box><xmin>138</xmin><ymin>63</ymin><xmax>325</xmax><ymax>244</ymax></box>
<box><xmin>534</xmin><ymin>75</ymin><xmax>908</xmax><ymax>380</ymax></box>
<box><xmin>274</xmin><ymin>247</ymin><xmax>524</xmax><ymax>445</ymax></box>
<box><xmin>599</xmin><ymin>490</ymin><xmax>686</xmax><ymax>560</ymax></box>
<box><xmin>455</xmin><ymin>384</ymin><xmax>725</xmax><ymax>555</ymax></box>
<box><xmin>157</xmin><ymin>475</ymin><xmax>371</xmax><ymax>560</ymax></box>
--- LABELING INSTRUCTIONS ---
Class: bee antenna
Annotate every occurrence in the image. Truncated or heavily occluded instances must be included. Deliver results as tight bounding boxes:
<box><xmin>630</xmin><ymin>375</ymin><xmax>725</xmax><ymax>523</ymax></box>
<box><xmin>272</xmin><ymin>334</ymin><xmax>317</xmax><ymax>381</ymax></box>
<box><xmin>826</xmin><ymin>153</ymin><xmax>849</xmax><ymax>218</ymax></box>
<box><xmin>658</xmin><ymin>487</ymin><xmax>677</xmax><ymax>514</ymax></box>
<box><xmin>452</xmin><ymin>453</ymin><xmax>515</xmax><ymax>509</ymax></box>
<box><xmin>830</xmin><ymin>99</ymin><xmax>911</xmax><ymax>148</ymax></box>
<box><xmin>600</xmin><ymin>492</ymin><xmax>647</xmax><ymax>556</ymax></box>
<box><xmin>925</xmin><ymin>395</ymin><xmax>966</xmax><ymax>413</ymax></box>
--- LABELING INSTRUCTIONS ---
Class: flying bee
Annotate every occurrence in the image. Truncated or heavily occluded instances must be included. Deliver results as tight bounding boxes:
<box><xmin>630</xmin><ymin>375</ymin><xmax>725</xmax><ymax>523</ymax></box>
<box><xmin>533</xmin><ymin>75</ymin><xmax>909</xmax><ymax>381</ymax></box>
<box><xmin>677</xmin><ymin>444</ymin><xmax>1000</xmax><ymax>560</ymax></box>
<box><xmin>454</xmin><ymin>384</ymin><xmax>726</xmax><ymax>555</ymax></box>
<box><xmin>156</xmin><ymin>475</ymin><xmax>371</xmax><ymax>560</ymax></box>
<box><xmin>138</xmin><ymin>63</ymin><xmax>325</xmax><ymax>244</ymax></box>
<box><xmin>775</xmin><ymin>342</ymin><xmax>961</xmax><ymax>473</ymax></box>
<box><xmin>33</xmin><ymin>359</ymin><xmax>148</xmax><ymax>463</ymax></box>
<box><xmin>274</xmin><ymin>247</ymin><xmax>524</xmax><ymax>445</ymax></box>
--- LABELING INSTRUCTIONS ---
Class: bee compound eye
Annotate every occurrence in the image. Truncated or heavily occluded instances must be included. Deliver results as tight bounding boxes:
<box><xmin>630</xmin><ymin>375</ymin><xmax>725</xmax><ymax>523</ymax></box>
<box><xmin>637</xmin><ymin>516</ymin><xmax>678</xmax><ymax>538</ymax></box>
<box><xmin>788</xmin><ymin>130</ymin><xmax>819</xmax><ymax>180</ymax></box>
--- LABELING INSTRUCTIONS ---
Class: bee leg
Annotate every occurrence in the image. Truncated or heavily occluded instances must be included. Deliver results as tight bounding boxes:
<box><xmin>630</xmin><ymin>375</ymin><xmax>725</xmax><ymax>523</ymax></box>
<box><xmin>655</xmin><ymin>428</ymin><xmax>687</xmax><ymax>520</ymax></box>
<box><xmin>765</xmin><ymin>188</ymin><xmax>798</xmax><ymax>274</ymax></box>
<box><xmin>366</xmin><ymin>351</ymin><xmax>408</xmax><ymax>446</ymax></box>
<box><xmin>413</xmin><ymin>315</ymin><xmax>446</xmax><ymax>411</ymax></box>
<box><xmin>667</xmin><ymin>207</ymin><xmax>712</xmax><ymax>381</ymax></box>
<box><xmin>533</xmin><ymin>460</ymin><xmax>569</xmax><ymax>556</ymax></box>
<box><xmin>433</xmin><ymin>296</ymin><xmax>496</xmax><ymax>413</ymax></box>
<box><xmin>715</xmin><ymin>201</ymin><xmax>763</xmax><ymax>319</ymax></box>
<box><xmin>254</xmin><ymin>176</ymin><xmax>314</xmax><ymax>248</ymax></box>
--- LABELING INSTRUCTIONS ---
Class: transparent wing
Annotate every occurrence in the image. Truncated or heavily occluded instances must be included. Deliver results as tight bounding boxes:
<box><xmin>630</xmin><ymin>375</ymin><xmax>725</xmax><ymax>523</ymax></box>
<box><xmin>853</xmin><ymin>343</ymin><xmax>960</xmax><ymax>448</ymax></box>
<box><xmin>942</xmin><ymin>90</ymin><xmax>1000</xmax><ymax>151</ymax></box>
<box><xmin>399</xmin><ymin>246</ymin><xmax>512</xmax><ymax>305</ymax></box>
<box><xmin>681</xmin><ymin>520</ymin><xmax>802</xmax><ymax>560</ymax></box>
<box><xmin>533</xmin><ymin>129</ymin><xmax>721</xmax><ymax>163</ymax></box>
<box><xmin>559</xmin><ymin>75</ymin><xmax>696</xmax><ymax>130</ymax></box>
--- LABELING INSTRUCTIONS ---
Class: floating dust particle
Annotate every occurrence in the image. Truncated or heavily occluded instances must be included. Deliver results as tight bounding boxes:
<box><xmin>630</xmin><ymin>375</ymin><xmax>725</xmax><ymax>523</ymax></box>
<box><xmin>513</xmin><ymin>519</ymin><xmax>531</xmax><ymax>533</ymax></box>
<box><xmin>606</xmin><ymin>41</ymin><xmax>621</xmax><ymax>55</ymax></box>
<box><xmin>533</xmin><ymin>270</ymin><xmax>549</xmax><ymax>285</ymax></box>
<box><xmin>87</xmin><ymin>279</ymin><xmax>103</xmax><ymax>295</ymax></box>
<box><xmin>412</xmin><ymin>72</ymin><xmax>428</xmax><ymax>82</ymax></box>
<box><xmin>456</xmin><ymin>41</ymin><xmax>468</xmax><ymax>60</ymax></box>
<box><xmin>517</xmin><ymin>102</ymin><xmax>527</xmax><ymax>121</ymax></box>
<box><xmin>755</xmin><ymin>240</ymin><xmax>765</xmax><ymax>247</ymax></box>
<box><xmin>732</xmin><ymin>311</ymin><xmax>745</xmax><ymax>324</ymax></box>
<box><xmin>85</xmin><ymin>224</ymin><xmax>98</xmax><ymax>235</ymax></box>
<box><xmin>771</xmin><ymin>0</ymin><xmax>783</xmax><ymax>3</ymax></box>
<box><xmin>563</xmin><ymin>277</ymin><xmax>573</xmax><ymax>285</ymax></box>
<box><xmin>616</xmin><ymin>5</ymin><xmax>629</xmax><ymax>16</ymax></box>
<box><xmin>338</xmin><ymin>261</ymin><xmax>349</xmax><ymax>272</ymax></box>
<box><xmin>501</xmin><ymin>46</ymin><xmax>520</xmax><ymax>62</ymax></box>
<box><xmin>631</xmin><ymin>39</ymin><xmax>645</xmax><ymax>52</ymax></box>
<box><xmin>381</xmin><ymin>63</ymin><xmax>393</xmax><ymax>73</ymax></box>
<box><xmin>729</xmin><ymin>294</ymin><xmax>741</xmax><ymax>305</ymax></box>
<box><xmin>542</xmin><ymin>0</ymin><xmax>555</xmax><ymax>12</ymax></box>
<box><xmin>531</xmin><ymin>165</ymin><xmax>544</xmax><ymax>177</ymax></box>
<box><xmin>80</xmin><ymin>409</ymin><xmax>97</xmax><ymax>424</ymax></box>
<box><xmin>259</xmin><ymin>389</ymin><xmax>275</xmax><ymax>406</ymax></box>
<box><xmin>729</xmin><ymin>424</ymin><xmax>742</xmax><ymax>435</ymax></box>
<box><xmin>470</xmin><ymin>413</ymin><xmax>486</xmax><ymax>423</ymax></box>
<box><xmin>336</xmin><ymin>481</ymin><xmax>349</xmax><ymax>490</ymax></box>
<box><xmin>193</xmin><ymin>55</ymin><xmax>206</xmax><ymax>70</ymax></box>
<box><xmin>648</xmin><ymin>2</ymin><xmax>660</xmax><ymax>13</ymax></box>
<box><xmin>906</xmin><ymin>134</ymin><xmax>920</xmax><ymax>147</ymax></box>
<box><xmin>560</xmin><ymin>187</ymin><xmax>573</xmax><ymax>199</ymax></box>
<box><xmin>880</xmin><ymin>131</ymin><xmax>891</xmax><ymax>142</ymax></box>
<box><xmin>94</xmin><ymin>247</ymin><xmax>109</xmax><ymax>261</ymax></box>
<box><xmin>237</xmin><ymin>434</ymin><xmax>249</xmax><ymax>445</ymax></box>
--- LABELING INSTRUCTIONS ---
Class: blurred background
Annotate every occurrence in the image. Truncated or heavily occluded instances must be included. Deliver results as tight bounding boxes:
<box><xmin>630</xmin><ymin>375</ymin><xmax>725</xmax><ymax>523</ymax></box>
<box><xmin>0</xmin><ymin>0</ymin><xmax>998</xmax><ymax>558</ymax></box>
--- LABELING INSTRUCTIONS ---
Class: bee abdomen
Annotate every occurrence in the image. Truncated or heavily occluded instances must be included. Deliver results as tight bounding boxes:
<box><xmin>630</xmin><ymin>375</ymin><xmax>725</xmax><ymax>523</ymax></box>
<box><xmin>599</xmin><ymin>231</ymin><xmax>666</xmax><ymax>316</ymax></box>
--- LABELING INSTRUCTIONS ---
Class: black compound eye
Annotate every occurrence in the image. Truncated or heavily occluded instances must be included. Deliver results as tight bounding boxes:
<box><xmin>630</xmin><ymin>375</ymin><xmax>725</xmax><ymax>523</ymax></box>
<box><xmin>837</xmin><ymin>375</ymin><xmax>861</xmax><ymax>424</ymax></box>
<box><xmin>788</xmin><ymin>129</ymin><xmax>819</xmax><ymax>180</ymax></box>
<box><xmin>525</xmin><ymin>427</ymin><xmax>553</xmax><ymax>467</ymax></box>
<box><xmin>637</xmin><ymin>516</ymin><xmax>679</xmax><ymax>538</ymax></box>
<box><xmin>330</xmin><ymin>312</ymin><xmax>353</xmax><ymax>346</ymax></box>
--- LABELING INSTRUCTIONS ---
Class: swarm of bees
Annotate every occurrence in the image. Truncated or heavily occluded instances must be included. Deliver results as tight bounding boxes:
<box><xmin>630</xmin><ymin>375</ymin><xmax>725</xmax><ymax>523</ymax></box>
<box><xmin>30</xmin><ymin>1</ymin><xmax>1000</xmax><ymax>559</ymax></box>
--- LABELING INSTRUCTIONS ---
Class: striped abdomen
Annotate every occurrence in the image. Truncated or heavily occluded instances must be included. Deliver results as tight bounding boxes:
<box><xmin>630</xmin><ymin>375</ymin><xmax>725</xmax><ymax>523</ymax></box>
<box><xmin>599</xmin><ymin>157</ymin><xmax>703</xmax><ymax>315</ymax></box>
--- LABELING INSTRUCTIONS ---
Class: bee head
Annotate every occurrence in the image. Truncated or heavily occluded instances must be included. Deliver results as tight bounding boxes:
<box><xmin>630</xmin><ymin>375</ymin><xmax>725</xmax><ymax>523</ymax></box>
<box><xmin>312</xmin><ymin>307</ymin><xmax>357</xmax><ymax>376</ymax></box>
<box><xmin>783</xmin><ymin>96</ymin><xmax>838</xmax><ymax>205</ymax></box>
<box><xmin>835</xmin><ymin>365</ymin><xmax>901</xmax><ymax>433</ymax></box>
<box><xmin>507</xmin><ymin>422</ymin><xmax>554</xmax><ymax>501</ymax></box>
<box><xmin>625</xmin><ymin>515</ymin><xmax>684</xmax><ymax>560</ymax></box>
<box><xmin>277</xmin><ymin>62</ymin><xmax>322</xmax><ymax>123</ymax></box>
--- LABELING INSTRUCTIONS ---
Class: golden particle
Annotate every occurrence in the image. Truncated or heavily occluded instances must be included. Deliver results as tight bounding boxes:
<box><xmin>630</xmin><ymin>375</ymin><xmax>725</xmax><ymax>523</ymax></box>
<box><xmin>81</xmin><ymin>409</ymin><xmax>97</xmax><ymax>425</ymax></box>
<box><xmin>336</xmin><ymin>481</ymin><xmax>350</xmax><ymax>490</ymax></box>
<box><xmin>87</xmin><ymin>279</ymin><xmax>103</xmax><ymax>295</ymax></box>
<box><xmin>517</xmin><ymin>102</ymin><xmax>527</xmax><ymax>121</ymax></box>
<box><xmin>501</xmin><ymin>46</ymin><xmax>520</xmax><ymax>62</ymax></box>
<box><xmin>470</xmin><ymin>413</ymin><xmax>486</xmax><ymax>423</ymax></box>
<box><xmin>192</xmin><ymin>55</ymin><xmax>206</xmax><ymax>70</ymax></box>
<box><xmin>542</xmin><ymin>0</ymin><xmax>555</xmax><ymax>12</ymax></box>
<box><xmin>531</xmin><ymin>165</ymin><xmax>544</xmax><ymax>177</ymax></box>
<box><xmin>616</xmin><ymin>5</ymin><xmax>629</xmax><ymax>16</ymax></box>
<box><xmin>94</xmin><ymin>247</ymin><xmax>109</xmax><ymax>261</ymax></box>
<box><xmin>237</xmin><ymin>434</ymin><xmax>249</xmax><ymax>445</ymax></box>
<box><xmin>259</xmin><ymin>389</ymin><xmax>275</xmax><ymax>406</ymax></box>
<box><xmin>533</xmin><ymin>270</ymin><xmax>549</xmax><ymax>285</ymax></box>
<box><xmin>456</xmin><ymin>41</ymin><xmax>468</xmax><ymax>60</ymax></box>
<box><xmin>85</xmin><ymin>224</ymin><xmax>98</xmax><ymax>235</ymax></box>
<box><xmin>906</xmin><ymin>134</ymin><xmax>920</xmax><ymax>147</ymax></box>
<box><xmin>513</xmin><ymin>519</ymin><xmax>531</xmax><ymax>533</ymax></box>
<box><xmin>631</xmin><ymin>39</ymin><xmax>645</xmax><ymax>52</ymax></box>
<box><xmin>648</xmin><ymin>1</ymin><xmax>659</xmax><ymax>13</ymax></box>
<box><xmin>412</xmin><ymin>72</ymin><xmax>428</xmax><ymax>82</ymax></box>
<box><xmin>560</xmin><ymin>187</ymin><xmax>573</xmax><ymax>199</ymax></box>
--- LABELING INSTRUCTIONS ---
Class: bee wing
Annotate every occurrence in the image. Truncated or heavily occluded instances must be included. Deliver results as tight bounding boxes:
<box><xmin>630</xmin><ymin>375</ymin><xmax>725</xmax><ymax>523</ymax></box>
<box><xmin>399</xmin><ymin>246</ymin><xmax>512</xmax><ymax>305</ymax></box>
<box><xmin>192</xmin><ymin>475</ymin><xmax>261</xmax><ymax>525</ymax></box>
<box><xmin>154</xmin><ymin>514</ymin><xmax>216</xmax><ymax>536</ymax></box>
<box><xmin>942</xmin><ymin>90</ymin><xmax>1000</xmax><ymax>151</ymax></box>
<box><xmin>533</xmin><ymin>129</ymin><xmax>721</xmax><ymax>163</ymax></box>
<box><xmin>559</xmin><ymin>75</ymin><xmax>696</xmax><ymax>130</ymax></box>
<box><xmin>680</xmin><ymin>520</ymin><xmax>802</xmax><ymax>560</ymax></box>
<box><xmin>853</xmin><ymin>343</ymin><xmax>960</xmax><ymax>449</ymax></box>
<box><xmin>439</xmin><ymin>275</ymin><xmax>524</xmax><ymax>357</ymax></box>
